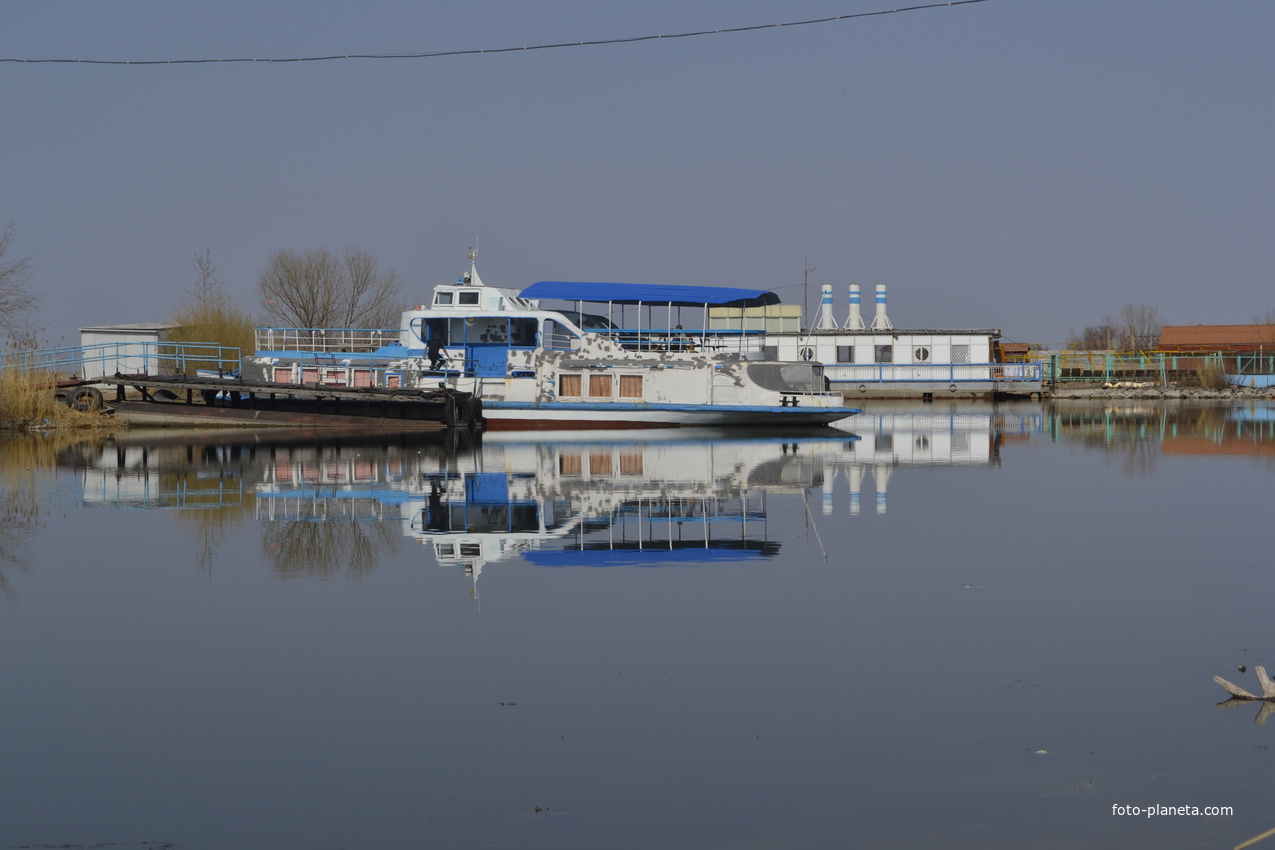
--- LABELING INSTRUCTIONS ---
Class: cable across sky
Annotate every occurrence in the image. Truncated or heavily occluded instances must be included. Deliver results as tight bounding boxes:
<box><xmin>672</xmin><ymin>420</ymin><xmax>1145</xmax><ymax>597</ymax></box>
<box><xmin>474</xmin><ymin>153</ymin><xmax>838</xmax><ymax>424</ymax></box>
<box><xmin>1</xmin><ymin>0</ymin><xmax>993</xmax><ymax>66</ymax></box>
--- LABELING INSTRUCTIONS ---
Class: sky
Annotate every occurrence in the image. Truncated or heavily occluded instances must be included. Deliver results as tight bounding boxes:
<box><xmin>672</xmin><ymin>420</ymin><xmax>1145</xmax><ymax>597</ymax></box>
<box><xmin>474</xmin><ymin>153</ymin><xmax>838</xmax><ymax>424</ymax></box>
<box><xmin>4</xmin><ymin>0</ymin><xmax>1272</xmax><ymax>346</ymax></box>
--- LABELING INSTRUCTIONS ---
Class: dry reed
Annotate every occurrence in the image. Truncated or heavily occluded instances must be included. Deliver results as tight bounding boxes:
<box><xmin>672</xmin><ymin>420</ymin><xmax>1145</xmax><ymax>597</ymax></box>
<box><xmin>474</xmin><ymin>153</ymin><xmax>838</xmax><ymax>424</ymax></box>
<box><xmin>1196</xmin><ymin>360</ymin><xmax>1230</xmax><ymax>390</ymax></box>
<box><xmin>0</xmin><ymin>369</ymin><xmax>118</xmax><ymax>432</ymax></box>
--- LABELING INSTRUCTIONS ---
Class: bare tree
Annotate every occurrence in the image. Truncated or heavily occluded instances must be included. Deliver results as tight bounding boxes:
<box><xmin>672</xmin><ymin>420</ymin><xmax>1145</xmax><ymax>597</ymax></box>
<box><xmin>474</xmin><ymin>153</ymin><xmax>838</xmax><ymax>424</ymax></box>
<box><xmin>1067</xmin><ymin>316</ymin><xmax>1120</xmax><ymax>350</ymax></box>
<box><xmin>0</xmin><ymin>222</ymin><xmax>38</xmax><ymax>348</ymax></box>
<box><xmin>169</xmin><ymin>247</ymin><xmax>255</xmax><ymax>361</ymax></box>
<box><xmin>187</xmin><ymin>246</ymin><xmax>232</xmax><ymax>315</ymax></box>
<box><xmin>1117</xmin><ymin>302</ymin><xmax>1162</xmax><ymax>352</ymax></box>
<box><xmin>1067</xmin><ymin>303</ymin><xmax>1162</xmax><ymax>352</ymax></box>
<box><xmin>257</xmin><ymin>246</ymin><xmax>404</xmax><ymax>330</ymax></box>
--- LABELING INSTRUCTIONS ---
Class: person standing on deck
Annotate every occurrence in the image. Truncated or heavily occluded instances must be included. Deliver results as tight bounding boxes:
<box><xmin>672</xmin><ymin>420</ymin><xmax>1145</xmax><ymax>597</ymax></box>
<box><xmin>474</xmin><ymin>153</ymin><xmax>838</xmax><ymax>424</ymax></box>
<box><xmin>427</xmin><ymin>334</ymin><xmax>448</xmax><ymax>371</ymax></box>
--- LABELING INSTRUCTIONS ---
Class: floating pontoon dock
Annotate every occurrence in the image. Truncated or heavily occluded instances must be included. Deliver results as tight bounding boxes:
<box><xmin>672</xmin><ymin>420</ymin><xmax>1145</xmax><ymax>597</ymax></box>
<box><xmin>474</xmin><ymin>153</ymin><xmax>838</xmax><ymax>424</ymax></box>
<box><xmin>94</xmin><ymin>374</ymin><xmax>482</xmax><ymax>430</ymax></box>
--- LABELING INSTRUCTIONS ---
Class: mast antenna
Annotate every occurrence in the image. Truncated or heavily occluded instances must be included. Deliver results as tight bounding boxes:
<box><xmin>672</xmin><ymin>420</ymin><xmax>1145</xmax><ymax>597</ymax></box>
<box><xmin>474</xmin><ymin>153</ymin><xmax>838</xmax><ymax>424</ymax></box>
<box><xmin>803</xmin><ymin>254</ymin><xmax>817</xmax><ymax>331</ymax></box>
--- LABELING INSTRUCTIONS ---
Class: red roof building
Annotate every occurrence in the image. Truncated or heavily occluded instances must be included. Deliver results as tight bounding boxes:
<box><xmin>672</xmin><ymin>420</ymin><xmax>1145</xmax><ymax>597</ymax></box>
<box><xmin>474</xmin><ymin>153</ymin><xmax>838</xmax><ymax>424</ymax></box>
<box><xmin>1157</xmin><ymin>324</ymin><xmax>1275</xmax><ymax>353</ymax></box>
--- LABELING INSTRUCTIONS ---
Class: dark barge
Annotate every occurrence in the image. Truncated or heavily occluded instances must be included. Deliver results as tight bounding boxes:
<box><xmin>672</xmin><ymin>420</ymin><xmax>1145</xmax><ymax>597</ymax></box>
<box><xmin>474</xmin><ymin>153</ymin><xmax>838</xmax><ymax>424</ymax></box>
<box><xmin>81</xmin><ymin>373</ymin><xmax>483</xmax><ymax>430</ymax></box>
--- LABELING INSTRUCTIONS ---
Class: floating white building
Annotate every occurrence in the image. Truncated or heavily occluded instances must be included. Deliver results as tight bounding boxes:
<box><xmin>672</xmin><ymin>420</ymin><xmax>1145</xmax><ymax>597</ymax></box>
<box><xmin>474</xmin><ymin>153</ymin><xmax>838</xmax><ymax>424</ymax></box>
<box><xmin>756</xmin><ymin>284</ymin><xmax>1044</xmax><ymax>399</ymax></box>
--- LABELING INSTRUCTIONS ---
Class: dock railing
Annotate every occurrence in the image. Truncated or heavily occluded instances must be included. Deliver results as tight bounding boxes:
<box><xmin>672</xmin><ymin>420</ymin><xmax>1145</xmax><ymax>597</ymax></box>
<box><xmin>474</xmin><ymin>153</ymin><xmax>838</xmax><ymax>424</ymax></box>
<box><xmin>0</xmin><ymin>341</ymin><xmax>241</xmax><ymax>379</ymax></box>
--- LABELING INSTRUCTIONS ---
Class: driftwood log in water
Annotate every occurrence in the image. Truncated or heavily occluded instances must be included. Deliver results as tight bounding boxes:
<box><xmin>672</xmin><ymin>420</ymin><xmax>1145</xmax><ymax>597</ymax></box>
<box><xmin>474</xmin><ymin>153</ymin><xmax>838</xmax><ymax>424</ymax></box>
<box><xmin>1213</xmin><ymin>665</ymin><xmax>1275</xmax><ymax>701</ymax></box>
<box><xmin>1215</xmin><ymin>666</ymin><xmax>1275</xmax><ymax>726</ymax></box>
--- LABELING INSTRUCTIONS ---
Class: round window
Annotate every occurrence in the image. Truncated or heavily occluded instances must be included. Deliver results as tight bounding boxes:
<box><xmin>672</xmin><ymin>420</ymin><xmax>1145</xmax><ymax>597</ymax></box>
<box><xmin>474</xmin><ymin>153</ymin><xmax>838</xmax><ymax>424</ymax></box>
<box><xmin>914</xmin><ymin>346</ymin><xmax>931</xmax><ymax>362</ymax></box>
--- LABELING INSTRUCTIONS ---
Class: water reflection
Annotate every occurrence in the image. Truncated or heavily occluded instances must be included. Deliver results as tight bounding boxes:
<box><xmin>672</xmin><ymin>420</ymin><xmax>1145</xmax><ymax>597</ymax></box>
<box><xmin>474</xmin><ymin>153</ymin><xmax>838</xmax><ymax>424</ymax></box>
<box><xmin>25</xmin><ymin>400</ymin><xmax>1272</xmax><ymax>582</ymax></box>
<box><xmin>1217</xmin><ymin>697</ymin><xmax>1275</xmax><ymax>727</ymax></box>
<box><xmin>25</xmin><ymin>410</ymin><xmax>1023</xmax><ymax>579</ymax></box>
<box><xmin>1</xmin><ymin>434</ymin><xmax>114</xmax><ymax>606</ymax></box>
<box><xmin>260</xmin><ymin>430</ymin><xmax>852</xmax><ymax>590</ymax></box>
<box><xmin>1046</xmin><ymin>401</ymin><xmax>1275</xmax><ymax>475</ymax></box>
<box><xmin>0</xmin><ymin>473</ymin><xmax>40</xmax><ymax>607</ymax></box>
<box><xmin>4</xmin><ymin>402</ymin><xmax>1275</xmax><ymax>847</ymax></box>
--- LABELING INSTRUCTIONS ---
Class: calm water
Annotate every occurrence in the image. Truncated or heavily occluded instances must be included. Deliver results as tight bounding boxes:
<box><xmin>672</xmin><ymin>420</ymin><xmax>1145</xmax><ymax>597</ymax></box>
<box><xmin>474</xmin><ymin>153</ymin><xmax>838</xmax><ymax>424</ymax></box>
<box><xmin>1</xmin><ymin>401</ymin><xmax>1273</xmax><ymax>850</ymax></box>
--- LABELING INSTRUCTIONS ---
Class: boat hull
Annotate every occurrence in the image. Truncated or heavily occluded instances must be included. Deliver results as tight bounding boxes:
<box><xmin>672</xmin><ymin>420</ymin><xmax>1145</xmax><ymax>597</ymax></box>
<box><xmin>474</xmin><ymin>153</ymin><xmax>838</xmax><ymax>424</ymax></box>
<box><xmin>481</xmin><ymin>401</ymin><xmax>857</xmax><ymax>430</ymax></box>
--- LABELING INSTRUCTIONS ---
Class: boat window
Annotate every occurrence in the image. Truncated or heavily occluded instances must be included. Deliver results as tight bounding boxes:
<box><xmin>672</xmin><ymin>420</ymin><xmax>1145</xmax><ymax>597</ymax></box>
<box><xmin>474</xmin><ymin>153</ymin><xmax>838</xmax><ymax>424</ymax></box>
<box><xmin>875</xmin><ymin>345</ymin><xmax>893</xmax><ymax>363</ymax></box>
<box><xmin>560</xmin><ymin>311</ymin><xmax>616</xmax><ymax>332</ymax></box>
<box><xmin>745</xmin><ymin>363</ymin><xmax>821</xmax><ymax>393</ymax></box>
<box><xmin>952</xmin><ymin>344</ymin><xmax>970</xmax><ymax>364</ymax></box>
<box><xmin>542</xmin><ymin>319</ymin><xmax>580</xmax><ymax>351</ymax></box>
<box><xmin>458</xmin><ymin>291</ymin><xmax>480</xmax><ymax>306</ymax></box>
<box><xmin>619</xmin><ymin>374</ymin><xmax>643</xmax><ymax>398</ymax></box>
<box><xmin>836</xmin><ymin>346</ymin><xmax>855</xmax><ymax>363</ymax></box>
<box><xmin>472</xmin><ymin>317</ymin><xmax>509</xmax><ymax>344</ymax></box>
<box><xmin>434</xmin><ymin>291</ymin><xmax>454</xmax><ymax>305</ymax></box>
<box><xmin>509</xmin><ymin>318</ymin><xmax>537</xmax><ymax>347</ymax></box>
<box><xmin>559</xmin><ymin>453</ymin><xmax>583</xmax><ymax>476</ymax></box>
<box><xmin>588</xmin><ymin>374</ymin><xmax>613</xmax><ymax>399</ymax></box>
<box><xmin>913</xmin><ymin>346</ymin><xmax>931</xmax><ymax>363</ymax></box>
<box><xmin>559</xmin><ymin>374</ymin><xmax>582</xmax><ymax>397</ymax></box>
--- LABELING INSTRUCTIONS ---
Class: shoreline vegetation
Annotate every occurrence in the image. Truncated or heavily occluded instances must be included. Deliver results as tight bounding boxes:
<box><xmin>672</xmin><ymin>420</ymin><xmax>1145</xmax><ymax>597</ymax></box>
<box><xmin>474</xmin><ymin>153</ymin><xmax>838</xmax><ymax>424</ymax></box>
<box><xmin>1049</xmin><ymin>383</ymin><xmax>1273</xmax><ymax>400</ymax></box>
<box><xmin>0</xmin><ymin>370</ymin><xmax>118</xmax><ymax>434</ymax></box>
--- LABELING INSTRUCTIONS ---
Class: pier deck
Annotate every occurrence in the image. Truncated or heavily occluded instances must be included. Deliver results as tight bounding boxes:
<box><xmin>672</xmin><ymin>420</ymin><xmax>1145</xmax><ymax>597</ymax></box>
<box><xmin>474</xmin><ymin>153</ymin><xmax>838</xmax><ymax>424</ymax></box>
<box><xmin>90</xmin><ymin>373</ymin><xmax>481</xmax><ymax>430</ymax></box>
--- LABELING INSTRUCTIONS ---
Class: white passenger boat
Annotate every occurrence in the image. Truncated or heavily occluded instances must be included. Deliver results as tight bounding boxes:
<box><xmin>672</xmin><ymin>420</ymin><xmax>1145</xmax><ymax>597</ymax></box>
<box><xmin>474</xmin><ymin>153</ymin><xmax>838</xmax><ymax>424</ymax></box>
<box><xmin>245</xmin><ymin>257</ymin><xmax>855</xmax><ymax>430</ymax></box>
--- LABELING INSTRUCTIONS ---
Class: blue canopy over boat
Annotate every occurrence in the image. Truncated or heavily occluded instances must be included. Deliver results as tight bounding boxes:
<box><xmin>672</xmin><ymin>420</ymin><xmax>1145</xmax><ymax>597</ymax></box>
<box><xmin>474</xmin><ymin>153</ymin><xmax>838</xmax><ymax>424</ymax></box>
<box><xmin>523</xmin><ymin>546</ymin><xmax>774</xmax><ymax>567</ymax></box>
<box><xmin>519</xmin><ymin>281</ymin><xmax>780</xmax><ymax>308</ymax></box>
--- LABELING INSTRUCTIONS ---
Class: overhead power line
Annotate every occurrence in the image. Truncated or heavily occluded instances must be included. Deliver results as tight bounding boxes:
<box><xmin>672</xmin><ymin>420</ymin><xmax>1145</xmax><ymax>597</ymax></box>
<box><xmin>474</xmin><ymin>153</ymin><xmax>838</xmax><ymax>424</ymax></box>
<box><xmin>2</xmin><ymin>0</ymin><xmax>992</xmax><ymax>66</ymax></box>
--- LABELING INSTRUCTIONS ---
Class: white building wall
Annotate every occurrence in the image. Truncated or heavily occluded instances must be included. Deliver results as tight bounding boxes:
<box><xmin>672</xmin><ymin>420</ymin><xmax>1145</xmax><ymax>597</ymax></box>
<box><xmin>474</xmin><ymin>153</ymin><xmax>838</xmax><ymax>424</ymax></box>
<box><xmin>79</xmin><ymin>324</ymin><xmax>176</xmax><ymax>379</ymax></box>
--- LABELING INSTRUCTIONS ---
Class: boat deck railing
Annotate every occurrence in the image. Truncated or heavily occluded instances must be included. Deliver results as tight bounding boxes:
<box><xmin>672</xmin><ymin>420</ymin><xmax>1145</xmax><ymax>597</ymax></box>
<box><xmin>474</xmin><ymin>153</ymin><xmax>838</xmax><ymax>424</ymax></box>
<box><xmin>255</xmin><ymin>327</ymin><xmax>399</xmax><ymax>354</ymax></box>
<box><xmin>603</xmin><ymin>328</ymin><xmax>768</xmax><ymax>355</ymax></box>
<box><xmin>0</xmin><ymin>341</ymin><xmax>242</xmax><ymax>379</ymax></box>
<box><xmin>251</xmin><ymin>324</ymin><xmax>772</xmax><ymax>359</ymax></box>
<box><xmin>824</xmin><ymin>362</ymin><xmax>1044</xmax><ymax>384</ymax></box>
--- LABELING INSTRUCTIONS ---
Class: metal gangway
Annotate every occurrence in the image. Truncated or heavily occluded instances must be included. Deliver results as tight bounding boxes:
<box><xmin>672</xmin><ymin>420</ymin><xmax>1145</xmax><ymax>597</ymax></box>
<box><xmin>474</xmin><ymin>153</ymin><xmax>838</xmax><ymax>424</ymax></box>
<box><xmin>0</xmin><ymin>340</ymin><xmax>241</xmax><ymax>379</ymax></box>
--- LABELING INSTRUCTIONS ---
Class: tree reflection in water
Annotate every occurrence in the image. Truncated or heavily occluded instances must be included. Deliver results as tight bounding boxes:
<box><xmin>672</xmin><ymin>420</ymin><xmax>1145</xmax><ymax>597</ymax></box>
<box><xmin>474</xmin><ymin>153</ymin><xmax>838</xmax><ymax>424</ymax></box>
<box><xmin>0</xmin><ymin>435</ymin><xmax>107</xmax><ymax>607</ymax></box>
<box><xmin>174</xmin><ymin>503</ymin><xmax>252</xmax><ymax>575</ymax></box>
<box><xmin>0</xmin><ymin>480</ymin><xmax>39</xmax><ymax>607</ymax></box>
<box><xmin>261</xmin><ymin>517</ymin><xmax>401</xmax><ymax>579</ymax></box>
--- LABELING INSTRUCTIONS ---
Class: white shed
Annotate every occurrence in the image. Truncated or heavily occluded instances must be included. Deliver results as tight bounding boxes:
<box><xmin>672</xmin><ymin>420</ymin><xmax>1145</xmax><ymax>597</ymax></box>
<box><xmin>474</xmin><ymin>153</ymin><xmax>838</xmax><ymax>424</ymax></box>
<box><xmin>78</xmin><ymin>323</ymin><xmax>179</xmax><ymax>379</ymax></box>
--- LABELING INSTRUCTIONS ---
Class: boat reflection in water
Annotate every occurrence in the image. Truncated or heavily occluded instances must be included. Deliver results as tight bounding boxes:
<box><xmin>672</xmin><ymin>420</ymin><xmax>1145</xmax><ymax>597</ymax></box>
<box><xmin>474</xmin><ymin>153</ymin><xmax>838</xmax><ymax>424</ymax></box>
<box><xmin>51</xmin><ymin>406</ymin><xmax>1056</xmax><ymax>580</ymax></box>
<box><xmin>261</xmin><ymin>430</ymin><xmax>859</xmax><ymax>588</ymax></box>
<box><xmin>831</xmin><ymin>407</ymin><xmax>1040</xmax><ymax>515</ymax></box>
<box><xmin>251</xmin><ymin>409</ymin><xmax>1029</xmax><ymax>586</ymax></box>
